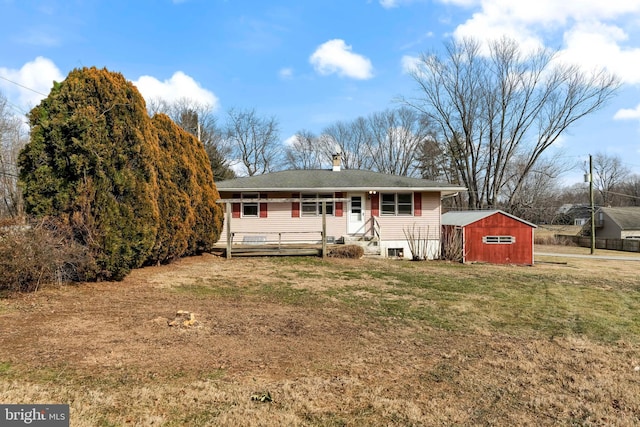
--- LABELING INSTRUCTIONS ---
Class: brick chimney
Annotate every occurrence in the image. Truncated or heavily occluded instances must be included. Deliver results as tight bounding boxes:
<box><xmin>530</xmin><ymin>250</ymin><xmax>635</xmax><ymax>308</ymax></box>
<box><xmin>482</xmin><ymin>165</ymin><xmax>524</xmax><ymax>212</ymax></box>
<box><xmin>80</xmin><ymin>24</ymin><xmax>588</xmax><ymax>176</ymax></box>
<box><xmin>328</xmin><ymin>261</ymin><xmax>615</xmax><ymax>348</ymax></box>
<box><xmin>332</xmin><ymin>153</ymin><xmax>341</xmax><ymax>171</ymax></box>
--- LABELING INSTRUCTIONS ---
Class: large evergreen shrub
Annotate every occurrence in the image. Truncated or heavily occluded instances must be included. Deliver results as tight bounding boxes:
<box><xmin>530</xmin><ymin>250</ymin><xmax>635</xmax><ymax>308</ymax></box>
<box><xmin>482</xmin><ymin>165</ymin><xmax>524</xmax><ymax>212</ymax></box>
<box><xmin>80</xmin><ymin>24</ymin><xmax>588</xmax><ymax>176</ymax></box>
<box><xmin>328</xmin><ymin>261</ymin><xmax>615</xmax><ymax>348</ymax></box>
<box><xmin>18</xmin><ymin>67</ymin><xmax>222</xmax><ymax>282</ymax></box>
<box><xmin>152</xmin><ymin>114</ymin><xmax>222</xmax><ymax>263</ymax></box>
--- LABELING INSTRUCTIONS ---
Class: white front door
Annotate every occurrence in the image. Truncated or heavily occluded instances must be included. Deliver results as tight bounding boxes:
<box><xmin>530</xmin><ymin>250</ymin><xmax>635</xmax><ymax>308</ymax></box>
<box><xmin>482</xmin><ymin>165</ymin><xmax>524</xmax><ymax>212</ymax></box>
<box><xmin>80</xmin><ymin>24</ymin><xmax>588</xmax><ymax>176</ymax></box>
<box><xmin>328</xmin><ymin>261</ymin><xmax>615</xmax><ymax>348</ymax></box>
<box><xmin>348</xmin><ymin>194</ymin><xmax>366</xmax><ymax>234</ymax></box>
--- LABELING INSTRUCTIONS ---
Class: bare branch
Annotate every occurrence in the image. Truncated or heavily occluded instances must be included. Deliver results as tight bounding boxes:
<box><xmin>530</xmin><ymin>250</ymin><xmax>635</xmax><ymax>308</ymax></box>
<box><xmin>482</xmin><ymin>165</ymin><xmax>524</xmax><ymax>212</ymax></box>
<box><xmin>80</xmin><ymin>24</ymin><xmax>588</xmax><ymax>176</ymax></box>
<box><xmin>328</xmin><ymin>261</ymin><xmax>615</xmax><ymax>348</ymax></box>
<box><xmin>404</xmin><ymin>36</ymin><xmax>620</xmax><ymax>210</ymax></box>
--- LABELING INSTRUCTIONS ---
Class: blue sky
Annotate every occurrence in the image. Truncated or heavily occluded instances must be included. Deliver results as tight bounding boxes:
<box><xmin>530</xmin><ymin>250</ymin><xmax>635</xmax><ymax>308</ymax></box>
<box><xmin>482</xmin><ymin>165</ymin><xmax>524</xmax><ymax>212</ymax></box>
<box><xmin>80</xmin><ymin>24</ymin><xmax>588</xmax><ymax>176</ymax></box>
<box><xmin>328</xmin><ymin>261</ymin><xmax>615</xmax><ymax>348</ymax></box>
<box><xmin>2</xmin><ymin>0</ymin><xmax>640</xmax><ymax>185</ymax></box>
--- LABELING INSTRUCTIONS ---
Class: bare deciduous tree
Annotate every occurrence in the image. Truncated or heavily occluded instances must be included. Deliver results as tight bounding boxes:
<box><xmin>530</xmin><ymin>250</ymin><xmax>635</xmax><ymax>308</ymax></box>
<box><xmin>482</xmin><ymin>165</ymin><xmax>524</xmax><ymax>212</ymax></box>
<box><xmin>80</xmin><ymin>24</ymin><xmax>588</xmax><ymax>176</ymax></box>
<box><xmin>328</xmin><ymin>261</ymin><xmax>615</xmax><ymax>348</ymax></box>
<box><xmin>405</xmin><ymin>36</ymin><xmax>620</xmax><ymax>210</ymax></box>
<box><xmin>225</xmin><ymin>108</ymin><xmax>281</xmax><ymax>176</ymax></box>
<box><xmin>285</xmin><ymin>108</ymin><xmax>431</xmax><ymax>176</ymax></box>
<box><xmin>284</xmin><ymin>130</ymin><xmax>326</xmax><ymax>170</ymax></box>
<box><xmin>321</xmin><ymin>117</ymin><xmax>374</xmax><ymax>171</ymax></box>
<box><xmin>368</xmin><ymin>107</ymin><xmax>430</xmax><ymax>176</ymax></box>
<box><xmin>585</xmin><ymin>152</ymin><xmax>630</xmax><ymax>206</ymax></box>
<box><xmin>506</xmin><ymin>153</ymin><xmax>568</xmax><ymax>223</ymax></box>
<box><xmin>620</xmin><ymin>174</ymin><xmax>640</xmax><ymax>207</ymax></box>
<box><xmin>0</xmin><ymin>92</ymin><xmax>27</xmax><ymax>217</ymax></box>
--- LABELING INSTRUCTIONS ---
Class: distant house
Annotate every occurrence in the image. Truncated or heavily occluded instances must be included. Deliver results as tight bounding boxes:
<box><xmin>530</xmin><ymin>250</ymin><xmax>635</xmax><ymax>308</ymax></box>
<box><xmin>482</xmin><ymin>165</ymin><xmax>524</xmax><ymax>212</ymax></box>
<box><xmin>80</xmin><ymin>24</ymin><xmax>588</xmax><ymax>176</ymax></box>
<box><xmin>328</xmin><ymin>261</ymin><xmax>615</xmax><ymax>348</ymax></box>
<box><xmin>591</xmin><ymin>207</ymin><xmax>640</xmax><ymax>239</ymax></box>
<box><xmin>556</xmin><ymin>204</ymin><xmax>592</xmax><ymax>226</ymax></box>
<box><xmin>441</xmin><ymin>210</ymin><xmax>537</xmax><ymax>265</ymax></box>
<box><xmin>216</xmin><ymin>156</ymin><xmax>466</xmax><ymax>259</ymax></box>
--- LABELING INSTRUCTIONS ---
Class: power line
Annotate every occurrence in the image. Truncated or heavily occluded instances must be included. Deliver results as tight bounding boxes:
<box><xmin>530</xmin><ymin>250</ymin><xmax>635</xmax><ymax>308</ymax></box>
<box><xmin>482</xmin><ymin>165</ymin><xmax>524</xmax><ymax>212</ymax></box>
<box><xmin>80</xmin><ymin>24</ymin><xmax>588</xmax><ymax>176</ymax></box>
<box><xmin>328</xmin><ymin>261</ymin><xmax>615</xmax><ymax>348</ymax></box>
<box><xmin>600</xmin><ymin>190</ymin><xmax>640</xmax><ymax>200</ymax></box>
<box><xmin>0</xmin><ymin>75</ymin><xmax>48</xmax><ymax>97</ymax></box>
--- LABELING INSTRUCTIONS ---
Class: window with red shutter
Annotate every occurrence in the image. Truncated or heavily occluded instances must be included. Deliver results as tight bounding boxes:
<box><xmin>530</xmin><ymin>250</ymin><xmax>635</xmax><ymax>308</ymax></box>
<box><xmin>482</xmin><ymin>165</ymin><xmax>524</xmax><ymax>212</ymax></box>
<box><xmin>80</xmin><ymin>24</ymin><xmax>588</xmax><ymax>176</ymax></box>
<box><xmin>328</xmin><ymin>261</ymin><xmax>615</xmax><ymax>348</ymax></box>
<box><xmin>232</xmin><ymin>193</ymin><xmax>241</xmax><ymax>218</ymax></box>
<box><xmin>371</xmin><ymin>193</ymin><xmax>380</xmax><ymax>217</ymax></box>
<box><xmin>292</xmin><ymin>192</ymin><xmax>300</xmax><ymax>218</ymax></box>
<box><xmin>259</xmin><ymin>193</ymin><xmax>268</xmax><ymax>218</ymax></box>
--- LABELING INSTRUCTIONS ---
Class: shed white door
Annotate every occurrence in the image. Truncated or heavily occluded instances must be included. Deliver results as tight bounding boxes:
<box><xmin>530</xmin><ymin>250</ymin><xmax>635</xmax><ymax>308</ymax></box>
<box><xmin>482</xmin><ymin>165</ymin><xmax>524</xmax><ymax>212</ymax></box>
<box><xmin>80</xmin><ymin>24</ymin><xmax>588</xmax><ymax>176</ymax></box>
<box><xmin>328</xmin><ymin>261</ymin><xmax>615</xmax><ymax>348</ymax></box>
<box><xmin>348</xmin><ymin>194</ymin><xmax>366</xmax><ymax>234</ymax></box>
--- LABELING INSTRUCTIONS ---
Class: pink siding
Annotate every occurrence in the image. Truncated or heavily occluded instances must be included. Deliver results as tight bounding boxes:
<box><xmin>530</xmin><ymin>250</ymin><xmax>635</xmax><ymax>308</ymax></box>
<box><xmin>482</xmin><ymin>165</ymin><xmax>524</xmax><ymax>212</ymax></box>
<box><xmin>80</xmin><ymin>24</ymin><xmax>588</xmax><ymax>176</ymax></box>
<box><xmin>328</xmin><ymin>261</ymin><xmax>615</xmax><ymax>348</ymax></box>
<box><xmin>223</xmin><ymin>200</ymin><xmax>347</xmax><ymax>243</ymax></box>
<box><xmin>219</xmin><ymin>191</ymin><xmax>442</xmax><ymax>244</ymax></box>
<box><xmin>376</xmin><ymin>193</ymin><xmax>441</xmax><ymax>240</ymax></box>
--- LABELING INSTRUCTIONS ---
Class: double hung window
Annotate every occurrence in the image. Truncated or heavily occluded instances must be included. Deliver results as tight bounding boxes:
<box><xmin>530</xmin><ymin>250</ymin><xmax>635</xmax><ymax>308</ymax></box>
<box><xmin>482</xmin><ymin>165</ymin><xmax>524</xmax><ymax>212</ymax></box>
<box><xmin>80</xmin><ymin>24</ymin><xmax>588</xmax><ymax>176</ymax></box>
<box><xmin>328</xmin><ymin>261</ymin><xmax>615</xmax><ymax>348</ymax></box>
<box><xmin>301</xmin><ymin>193</ymin><xmax>334</xmax><ymax>216</ymax></box>
<box><xmin>380</xmin><ymin>193</ymin><xmax>413</xmax><ymax>216</ymax></box>
<box><xmin>242</xmin><ymin>193</ymin><xmax>259</xmax><ymax>217</ymax></box>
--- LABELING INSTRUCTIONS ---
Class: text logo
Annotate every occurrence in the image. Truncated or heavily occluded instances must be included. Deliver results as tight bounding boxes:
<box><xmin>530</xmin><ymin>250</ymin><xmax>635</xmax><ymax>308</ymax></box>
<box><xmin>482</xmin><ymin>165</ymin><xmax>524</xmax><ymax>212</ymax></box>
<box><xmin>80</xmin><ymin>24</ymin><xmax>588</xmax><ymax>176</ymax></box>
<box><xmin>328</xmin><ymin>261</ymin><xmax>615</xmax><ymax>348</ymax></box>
<box><xmin>0</xmin><ymin>405</ymin><xmax>69</xmax><ymax>426</ymax></box>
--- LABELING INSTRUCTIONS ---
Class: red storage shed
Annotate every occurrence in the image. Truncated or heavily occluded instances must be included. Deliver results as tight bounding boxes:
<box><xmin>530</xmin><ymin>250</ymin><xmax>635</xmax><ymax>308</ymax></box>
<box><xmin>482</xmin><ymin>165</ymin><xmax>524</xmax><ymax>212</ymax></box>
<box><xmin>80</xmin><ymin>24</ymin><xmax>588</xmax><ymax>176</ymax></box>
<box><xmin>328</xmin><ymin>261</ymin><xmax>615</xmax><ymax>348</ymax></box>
<box><xmin>441</xmin><ymin>210</ymin><xmax>537</xmax><ymax>265</ymax></box>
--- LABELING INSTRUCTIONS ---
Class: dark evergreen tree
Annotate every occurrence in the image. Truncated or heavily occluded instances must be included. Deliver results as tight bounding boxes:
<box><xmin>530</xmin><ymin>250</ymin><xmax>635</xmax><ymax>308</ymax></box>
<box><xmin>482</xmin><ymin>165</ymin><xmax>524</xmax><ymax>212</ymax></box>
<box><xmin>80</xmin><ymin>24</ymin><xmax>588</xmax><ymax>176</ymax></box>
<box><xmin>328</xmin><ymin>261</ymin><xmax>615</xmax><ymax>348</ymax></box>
<box><xmin>19</xmin><ymin>67</ymin><xmax>222</xmax><ymax>280</ymax></box>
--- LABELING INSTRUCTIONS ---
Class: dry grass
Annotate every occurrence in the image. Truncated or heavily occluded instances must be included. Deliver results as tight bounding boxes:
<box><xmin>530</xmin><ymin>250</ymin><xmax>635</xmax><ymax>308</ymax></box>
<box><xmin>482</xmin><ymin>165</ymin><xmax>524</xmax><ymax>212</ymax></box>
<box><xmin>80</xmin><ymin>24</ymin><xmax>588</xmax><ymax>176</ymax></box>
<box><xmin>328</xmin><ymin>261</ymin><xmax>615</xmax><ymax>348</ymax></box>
<box><xmin>535</xmin><ymin>224</ymin><xmax>582</xmax><ymax>245</ymax></box>
<box><xmin>0</xmin><ymin>253</ymin><xmax>639</xmax><ymax>426</ymax></box>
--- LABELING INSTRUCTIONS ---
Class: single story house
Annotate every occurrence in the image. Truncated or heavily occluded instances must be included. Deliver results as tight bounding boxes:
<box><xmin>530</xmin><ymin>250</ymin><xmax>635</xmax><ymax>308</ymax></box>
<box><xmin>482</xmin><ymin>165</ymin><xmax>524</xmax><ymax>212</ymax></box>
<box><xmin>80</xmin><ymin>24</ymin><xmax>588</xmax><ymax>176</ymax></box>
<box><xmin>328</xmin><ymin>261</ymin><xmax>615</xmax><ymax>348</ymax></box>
<box><xmin>556</xmin><ymin>203</ymin><xmax>593</xmax><ymax>226</ymax></box>
<box><xmin>215</xmin><ymin>157</ymin><xmax>466</xmax><ymax>259</ymax></box>
<box><xmin>591</xmin><ymin>207</ymin><xmax>640</xmax><ymax>239</ymax></box>
<box><xmin>441</xmin><ymin>210</ymin><xmax>537</xmax><ymax>265</ymax></box>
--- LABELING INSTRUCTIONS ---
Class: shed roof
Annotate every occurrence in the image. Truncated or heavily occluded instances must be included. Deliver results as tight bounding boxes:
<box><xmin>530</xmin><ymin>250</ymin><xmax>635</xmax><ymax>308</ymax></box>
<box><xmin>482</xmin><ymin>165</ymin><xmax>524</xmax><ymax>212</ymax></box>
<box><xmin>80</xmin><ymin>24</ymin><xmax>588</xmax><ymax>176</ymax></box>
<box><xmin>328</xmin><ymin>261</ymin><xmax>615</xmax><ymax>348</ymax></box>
<box><xmin>599</xmin><ymin>207</ymin><xmax>640</xmax><ymax>230</ymax></box>
<box><xmin>441</xmin><ymin>210</ymin><xmax>537</xmax><ymax>228</ymax></box>
<box><xmin>217</xmin><ymin>169</ymin><xmax>466</xmax><ymax>195</ymax></box>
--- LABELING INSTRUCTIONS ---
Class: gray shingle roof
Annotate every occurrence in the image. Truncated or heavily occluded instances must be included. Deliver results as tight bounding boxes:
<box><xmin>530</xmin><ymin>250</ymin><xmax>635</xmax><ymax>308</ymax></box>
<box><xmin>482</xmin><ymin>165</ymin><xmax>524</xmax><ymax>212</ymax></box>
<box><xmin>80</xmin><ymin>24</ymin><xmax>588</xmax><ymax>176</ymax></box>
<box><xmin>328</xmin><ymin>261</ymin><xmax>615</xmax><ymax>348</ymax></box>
<box><xmin>441</xmin><ymin>210</ymin><xmax>537</xmax><ymax>228</ymax></box>
<box><xmin>600</xmin><ymin>207</ymin><xmax>640</xmax><ymax>230</ymax></box>
<box><xmin>216</xmin><ymin>169</ymin><xmax>466</xmax><ymax>194</ymax></box>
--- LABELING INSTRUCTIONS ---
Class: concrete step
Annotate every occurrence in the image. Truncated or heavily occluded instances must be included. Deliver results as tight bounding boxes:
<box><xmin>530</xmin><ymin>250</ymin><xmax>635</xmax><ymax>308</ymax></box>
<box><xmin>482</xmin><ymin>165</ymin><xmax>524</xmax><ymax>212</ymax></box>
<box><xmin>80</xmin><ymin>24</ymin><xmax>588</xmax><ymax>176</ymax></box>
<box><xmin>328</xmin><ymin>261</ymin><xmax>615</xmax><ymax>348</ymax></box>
<box><xmin>342</xmin><ymin>236</ymin><xmax>381</xmax><ymax>255</ymax></box>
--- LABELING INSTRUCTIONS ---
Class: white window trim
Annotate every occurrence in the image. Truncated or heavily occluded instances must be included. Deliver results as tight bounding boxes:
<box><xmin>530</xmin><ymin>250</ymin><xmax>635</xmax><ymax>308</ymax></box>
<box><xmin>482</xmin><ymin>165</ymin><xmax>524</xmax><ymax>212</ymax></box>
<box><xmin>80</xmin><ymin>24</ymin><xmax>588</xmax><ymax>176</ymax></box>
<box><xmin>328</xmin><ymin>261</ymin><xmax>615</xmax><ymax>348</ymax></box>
<box><xmin>301</xmin><ymin>193</ymin><xmax>335</xmax><ymax>216</ymax></box>
<box><xmin>482</xmin><ymin>235</ymin><xmax>516</xmax><ymax>244</ymax></box>
<box><xmin>380</xmin><ymin>192</ymin><xmax>414</xmax><ymax>216</ymax></box>
<box><xmin>241</xmin><ymin>193</ymin><xmax>259</xmax><ymax>218</ymax></box>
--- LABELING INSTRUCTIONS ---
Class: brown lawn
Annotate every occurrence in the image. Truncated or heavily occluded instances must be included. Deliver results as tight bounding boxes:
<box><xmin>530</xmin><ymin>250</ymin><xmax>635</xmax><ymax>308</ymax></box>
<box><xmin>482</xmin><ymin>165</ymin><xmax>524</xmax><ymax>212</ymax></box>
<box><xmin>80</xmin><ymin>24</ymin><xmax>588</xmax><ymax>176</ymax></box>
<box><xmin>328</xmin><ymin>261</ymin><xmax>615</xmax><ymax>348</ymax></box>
<box><xmin>0</xmin><ymin>249</ymin><xmax>639</xmax><ymax>426</ymax></box>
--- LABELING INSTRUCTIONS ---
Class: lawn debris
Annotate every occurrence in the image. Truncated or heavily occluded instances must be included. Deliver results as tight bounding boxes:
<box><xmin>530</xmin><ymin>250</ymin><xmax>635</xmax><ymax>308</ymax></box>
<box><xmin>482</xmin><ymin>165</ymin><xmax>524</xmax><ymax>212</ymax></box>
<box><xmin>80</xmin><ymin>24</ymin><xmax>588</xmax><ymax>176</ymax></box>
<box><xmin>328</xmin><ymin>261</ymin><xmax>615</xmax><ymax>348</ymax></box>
<box><xmin>168</xmin><ymin>310</ymin><xmax>200</xmax><ymax>328</ymax></box>
<box><xmin>250</xmin><ymin>391</ymin><xmax>273</xmax><ymax>403</ymax></box>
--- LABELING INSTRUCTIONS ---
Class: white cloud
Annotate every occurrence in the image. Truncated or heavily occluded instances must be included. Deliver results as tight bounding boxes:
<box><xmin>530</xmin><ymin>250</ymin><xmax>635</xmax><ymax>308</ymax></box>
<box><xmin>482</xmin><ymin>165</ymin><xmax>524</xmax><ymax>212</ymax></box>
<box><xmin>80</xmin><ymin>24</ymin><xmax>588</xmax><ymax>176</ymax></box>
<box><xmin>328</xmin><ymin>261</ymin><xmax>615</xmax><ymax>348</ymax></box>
<box><xmin>438</xmin><ymin>0</ymin><xmax>478</xmax><ymax>6</ymax></box>
<box><xmin>379</xmin><ymin>0</ymin><xmax>427</xmax><ymax>8</ymax></box>
<box><xmin>133</xmin><ymin>71</ymin><xmax>219</xmax><ymax>109</ymax></box>
<box><xmin>559</xmin><ymin>22</ymin><xmax>640</xmax><ymax>84</ymax></box>
<box><xmin>380</xmin><ymin>0</ymin><xmax>399</xmax><ymax>8</ymax></box>
<box><xmin>401</xmin><ymin>55</ymin><xmax>422</xmax><ymax>74</ymax></box>
<box><xmin>452</xmin><ymin>13</ymin><xmax>544</xmax><ymax>54</ymax></box>
<box><xmin>283</xmin><ymin>134</ymin><xmax>297</xmax><ymax>147</ymax></box>
<box><xmin>310</xmin><ymin>39</ymin><xmax>374</xmax><ymax>80</ymax></box>
<box><xmin>614</xmin><ymin>104</ymin><xmax>640</xmax><ymax>120</ymax></box>
<box><xmin>439</xmin><ymin>0</ymin><xmax>640</xmax><ymax>83</ymax></box>
<box><xmin>0</xmin><ymin>60</ymin><xmax>220</xmax><ymax>119</ymax></box>
<box><xmin>279</xmin><ymin>67</ymin><xmax>293</xmax><ymax>79</ymax></box>
<box><xmin>0</xmin><ymin>56</ymin><xmax>64</xmax><ymax>109</ymax></box>
<box><xmin>443</xmin><ymin>0</ymin><xmax>640</xmax><ymax>30</ymax></box>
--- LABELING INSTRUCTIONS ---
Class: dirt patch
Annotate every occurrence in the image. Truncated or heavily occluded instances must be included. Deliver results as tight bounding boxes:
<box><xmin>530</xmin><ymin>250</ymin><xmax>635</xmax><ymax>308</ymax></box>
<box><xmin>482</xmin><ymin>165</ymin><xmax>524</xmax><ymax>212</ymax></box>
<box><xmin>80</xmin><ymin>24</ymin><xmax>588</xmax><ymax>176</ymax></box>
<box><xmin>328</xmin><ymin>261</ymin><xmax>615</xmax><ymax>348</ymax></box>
<box><xmin>1</xmin><ymin>257</ymin><xmax>361</xmax><ymax>378</ymax></box>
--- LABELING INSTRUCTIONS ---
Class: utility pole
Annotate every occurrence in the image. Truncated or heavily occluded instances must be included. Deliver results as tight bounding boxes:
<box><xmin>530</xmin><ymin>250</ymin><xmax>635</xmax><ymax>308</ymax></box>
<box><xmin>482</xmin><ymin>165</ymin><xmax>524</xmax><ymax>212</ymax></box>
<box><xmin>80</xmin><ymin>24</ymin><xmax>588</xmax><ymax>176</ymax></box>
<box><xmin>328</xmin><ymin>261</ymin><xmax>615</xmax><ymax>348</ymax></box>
<box><xmin>589</xmin><ymin>154</ymin><xmax>595</xmax><ymax>255</ymax></box>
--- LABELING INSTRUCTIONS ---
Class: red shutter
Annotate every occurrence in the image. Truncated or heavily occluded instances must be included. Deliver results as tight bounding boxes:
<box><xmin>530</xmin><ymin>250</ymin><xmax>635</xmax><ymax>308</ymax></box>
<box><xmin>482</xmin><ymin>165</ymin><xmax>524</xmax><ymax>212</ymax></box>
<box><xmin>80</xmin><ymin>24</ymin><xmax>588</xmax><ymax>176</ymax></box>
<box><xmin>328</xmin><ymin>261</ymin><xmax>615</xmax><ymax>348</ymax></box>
<box><xmin>414</xmin><ymin>192</ymin><xmax>422</xmax><ymax>217</ymax></box>
<box><xmin>335</xmin><ymin>192</ymin><xmax>343</xmax><ymax>217</ymax></box>
<box><xmin>259</xmin><ymin>193</ymin><xmax>268</xmax><ymax>218</ymax></box>
<box><xmin>372</xmin><ymin>193</ymin><xmax>380</xmax><ymax>217</ymax></box>
<box><xmin>292</xmin><ymin>192</ymin><xmax>300</xmax><ymax>218</ymax></box>
<box><xmin>232</xmin><ymin>193</ymin><xmax>241</xmax><ymax>218</ymax></box>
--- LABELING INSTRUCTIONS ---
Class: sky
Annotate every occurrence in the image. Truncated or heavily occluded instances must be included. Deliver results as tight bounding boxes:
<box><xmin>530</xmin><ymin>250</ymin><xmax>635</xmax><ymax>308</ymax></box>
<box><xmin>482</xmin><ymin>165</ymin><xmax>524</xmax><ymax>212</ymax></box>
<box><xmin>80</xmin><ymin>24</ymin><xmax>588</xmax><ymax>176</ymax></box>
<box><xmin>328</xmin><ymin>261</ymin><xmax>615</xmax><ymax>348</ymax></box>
<box><xmin>2</xmin><ymin>0</ymin><xmax>640</xmax><ymax>185</ymax></box>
